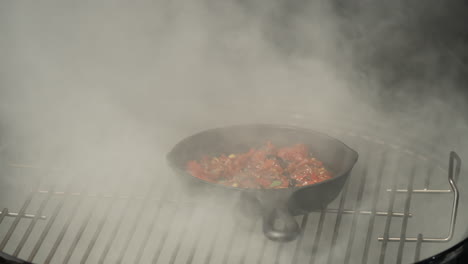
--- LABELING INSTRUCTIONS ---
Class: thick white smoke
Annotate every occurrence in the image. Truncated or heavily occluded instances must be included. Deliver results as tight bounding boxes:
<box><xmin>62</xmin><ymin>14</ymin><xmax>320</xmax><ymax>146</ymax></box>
<box><xmin>0</xmin><ymin>0</ymin><xmax>467</xmax><ymax>263</ymax></box>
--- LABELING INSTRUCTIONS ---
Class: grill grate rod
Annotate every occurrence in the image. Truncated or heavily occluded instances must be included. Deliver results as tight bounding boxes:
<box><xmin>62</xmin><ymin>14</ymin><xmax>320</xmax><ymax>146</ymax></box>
<box><xmin>327</xmin><ymin>172</ymin><xmax>352</xmax><ymax>264</ymax></box>
<box><xmin>309</xmin><ymin>206</ymin><xmax>327</xmax><ymax>264</ymax></box>
<box><xmin>151</xmin><ymin>206</ymin><xmax>178</xmax><ymax>264</ymax></box>
<box><xmin>203</xmin><ymin>209</ymin><xmax>225</xmax><ymax>264</ymax></box>
<box><xmin>396</xmin><ymin>163</ymin><xmax>418</xmax><ymax>264</ymax></box>
<box><xmin>62</xmin><ymin>195</ymin><xmax>101</xmax><ymax>264</ymax></box>
<box><xmin>27</xmin><ymin>183</ymin><xmax>74</xmax><ymax>262</ymax></box>
<box><xmin>185</xmin><ymin>198</ymin><xmax>219</xmax><ymax>264</ymax></box>
<box><xmin>95</xmin><ymin>177</ymin><xmax>157</xmax><ymax>263</ymax></box>
<box><xmin>255</xmin><ymin>236</ymin><xmax>269</xmax><ymax>264</ymax></box>
<box><xmin>344</xmin><ymin>151</ymin><xmax>369</xmax><ymax>264</ymax></box>
<box><xmin>169</xmin><ymin>207</ymin><xmax>196</xmax><ymax>264</ymax></box>
<box><xmin>0</xmin><ymin>189</ymin><xmax>36</xmax><ymax>251</ymax></box>
<box><xmin>291</xmin><ymin>215</ymin><xmax>309</xmax><ymax>264</ymax></box>
<box><xmin>79</xmin><ymin>195</ymin><xmax>115</xmax><ymax>264</ymax></box>
<box><xmin>134</xmin><ymin>180</ymin><xmax>171</xmax><ymax>264</ymax></box>
<box><xmin>43</xmin><ymin>188</ymin><xmax>88</xmax><ymax>264</ymax></box>
<box><xmin>424</xmin><ymin>163</ymin><xmax>434</xmax><ymax>189</ymax></box>
<box><xmin>12</xmin><ymin>186</ymin><xmax>55</xmax><ymax>257</ymax></box>
<box><xmin>379</xmin><ymin>154</ymin><xmax>400</xmax><ymax>264</ymax></box>
<box><xmin>275</xmin><ymin>238</ymin><xmax>286</xmax><ymax>264</ymax></box>
<box><xmin>414</xmin><ymin>234</ymin><xmax>423</xmax><ymax>262</ymax></box>
<box><xmin>362</xmin><ymin>151</ymin><xmax>387</xmax><ymax>264</ymax></box>
<box><xmin>239</xmin><ymin>219</ymin><xmax>260</xmax><ymax>264</ymax></box>
<box><xmin>221</xmin><ymin>222</ymin><xmax>241</xmax><ymax>264</ymax></box>
<box><xmin>116</xmin><ymin>179</ymin><xmax>160</xmax><ymax>264</ymax></box>
<box><xmin>97</xmin><ymin>193</ymin><xmax>134</xmax><ymax>264</ymax></box>
<box><xmin>80</xmin><ymin>174</ymin><xmax>138</xmax><ymax>264</ymax></box>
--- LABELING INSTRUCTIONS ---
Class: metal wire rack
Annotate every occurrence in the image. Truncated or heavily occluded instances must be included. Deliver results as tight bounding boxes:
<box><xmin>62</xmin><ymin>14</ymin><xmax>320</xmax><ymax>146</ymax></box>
<box><xmin>0</xmin><ymin>132</ymin><xmax>462</xmax><ymax>264</ymax></box>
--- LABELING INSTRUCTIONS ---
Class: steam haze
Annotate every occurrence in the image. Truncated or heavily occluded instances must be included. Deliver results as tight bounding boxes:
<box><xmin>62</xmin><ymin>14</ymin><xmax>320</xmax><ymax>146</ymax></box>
<box><xmin>0</xmin><ymin>0</ymin><xmax>468</xmax><ymax>262</ymax></box>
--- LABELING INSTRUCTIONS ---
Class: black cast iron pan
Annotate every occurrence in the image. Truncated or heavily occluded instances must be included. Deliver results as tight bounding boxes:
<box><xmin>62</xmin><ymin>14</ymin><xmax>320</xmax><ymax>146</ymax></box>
<box><xmin>167</xmin><ymin>124</ymin><xmax>358</xmax><ymax>242</ymax></box>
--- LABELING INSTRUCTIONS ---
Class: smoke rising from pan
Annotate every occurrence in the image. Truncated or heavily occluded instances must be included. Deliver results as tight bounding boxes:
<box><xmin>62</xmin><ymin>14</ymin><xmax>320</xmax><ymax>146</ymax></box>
<box><xmin>1</xmin><ymin>1</ymin><xmax>466</xmax><ymax>143</ymax></box>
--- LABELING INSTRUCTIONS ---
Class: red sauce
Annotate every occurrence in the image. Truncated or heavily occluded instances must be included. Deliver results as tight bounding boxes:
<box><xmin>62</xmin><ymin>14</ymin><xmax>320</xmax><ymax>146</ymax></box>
<box><xmin>186</xmin><ymin>142</ymin><xmax>333</xmax><ymax>189</ymax></box>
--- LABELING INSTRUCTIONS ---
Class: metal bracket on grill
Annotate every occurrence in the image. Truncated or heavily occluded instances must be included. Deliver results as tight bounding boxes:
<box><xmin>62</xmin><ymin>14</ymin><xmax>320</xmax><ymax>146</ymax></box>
<box><xmin>378</xmin><ymin>151</ymin><xmax>461</xmax><ymax>243</ymax></box>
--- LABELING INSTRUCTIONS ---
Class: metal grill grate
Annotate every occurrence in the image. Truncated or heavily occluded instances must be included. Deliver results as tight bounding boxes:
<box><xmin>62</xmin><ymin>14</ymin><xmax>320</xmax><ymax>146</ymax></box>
<box><xmin>0</xmin><ymin>132</ymin><xmax>461</xmax><ymax>264</ymax></box>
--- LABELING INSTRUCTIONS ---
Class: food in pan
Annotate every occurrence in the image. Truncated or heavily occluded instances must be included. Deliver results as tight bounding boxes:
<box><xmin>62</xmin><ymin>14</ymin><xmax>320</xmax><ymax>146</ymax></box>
<box><xmin>186</xmin><ymin>142</ymin><xmax>333</xmax><ymax>189</ymax></box>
